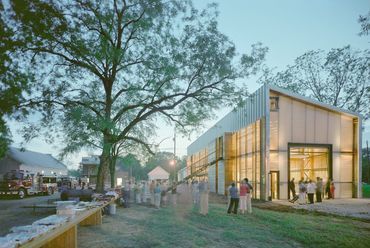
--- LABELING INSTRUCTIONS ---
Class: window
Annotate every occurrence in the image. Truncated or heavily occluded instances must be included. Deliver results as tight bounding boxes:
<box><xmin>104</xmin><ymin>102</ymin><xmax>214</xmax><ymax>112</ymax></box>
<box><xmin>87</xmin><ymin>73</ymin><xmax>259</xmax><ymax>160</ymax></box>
<box><xmin>270</xmin><ymin>97</ymin><xmax>279</xmax><ymax>111</ymax></box>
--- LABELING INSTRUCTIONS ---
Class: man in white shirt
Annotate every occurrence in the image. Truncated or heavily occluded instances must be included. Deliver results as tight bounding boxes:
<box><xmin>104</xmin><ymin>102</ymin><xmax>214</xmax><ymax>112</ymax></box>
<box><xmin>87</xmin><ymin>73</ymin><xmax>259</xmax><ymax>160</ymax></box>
<box><xmin>306</xmin><ymin>180</ymin><xmax>316</xmax><ymax>204</ymax></box>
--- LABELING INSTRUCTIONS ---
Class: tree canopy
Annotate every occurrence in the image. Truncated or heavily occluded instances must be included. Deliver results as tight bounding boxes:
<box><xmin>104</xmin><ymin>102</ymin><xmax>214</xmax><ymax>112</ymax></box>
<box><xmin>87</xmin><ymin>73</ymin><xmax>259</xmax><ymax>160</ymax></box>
<box><xmin>1</xmin><ymin>0</ymin><xmax>267</xmax><ymax>191</ymax></box>
<box><xmin>358</xmin><ymin>11</ymin><xmax>370</xmax><ymax>36</ymax></box>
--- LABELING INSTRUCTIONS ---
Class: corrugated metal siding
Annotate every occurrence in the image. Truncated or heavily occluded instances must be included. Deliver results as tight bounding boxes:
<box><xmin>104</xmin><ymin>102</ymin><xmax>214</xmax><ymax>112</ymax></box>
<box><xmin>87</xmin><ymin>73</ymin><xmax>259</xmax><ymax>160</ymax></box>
<box><xmin>188</xmin><ymin>85</ymin><xmax>268</xmax><ymax>155</ymax></box>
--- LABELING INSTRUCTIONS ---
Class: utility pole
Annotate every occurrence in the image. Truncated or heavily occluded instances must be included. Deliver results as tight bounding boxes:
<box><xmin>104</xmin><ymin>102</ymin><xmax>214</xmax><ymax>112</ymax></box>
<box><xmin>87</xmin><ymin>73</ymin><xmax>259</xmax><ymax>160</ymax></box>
<box><xmin>367</xmin><ymin>141</ymin><xmax>370</xmax><ymax>184</ymax></box>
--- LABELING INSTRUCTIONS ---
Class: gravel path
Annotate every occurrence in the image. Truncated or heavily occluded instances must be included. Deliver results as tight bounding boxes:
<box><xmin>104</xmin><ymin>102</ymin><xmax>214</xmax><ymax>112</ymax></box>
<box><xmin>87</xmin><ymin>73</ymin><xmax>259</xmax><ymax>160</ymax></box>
<box><xmin>275</xmin><ymin>198</ymin><xmax>370</xmax><ymax>220</ymax></box>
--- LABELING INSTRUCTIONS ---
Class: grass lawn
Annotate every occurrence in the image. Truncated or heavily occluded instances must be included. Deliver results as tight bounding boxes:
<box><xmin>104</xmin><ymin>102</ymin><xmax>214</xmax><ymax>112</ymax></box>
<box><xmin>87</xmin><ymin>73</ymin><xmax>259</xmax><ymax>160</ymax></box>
<box><xmin>78</xmin><ymin>203</ymin><xmax>370</xmax><ymax>248</ymax></box>
<box><xmin>363</xmin><ymin>183</ymin><xmax>370</xmax><ymax>198</ymax></box>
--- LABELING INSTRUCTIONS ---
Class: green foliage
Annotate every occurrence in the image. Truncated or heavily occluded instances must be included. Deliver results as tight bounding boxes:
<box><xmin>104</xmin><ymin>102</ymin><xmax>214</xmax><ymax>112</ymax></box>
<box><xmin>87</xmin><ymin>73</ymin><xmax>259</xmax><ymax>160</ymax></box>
<box><xmin>260</xmin><ymin>46</ymin><xmax>370</xmax><ymax>119</ymax></box>
<box><xmin>362</xmin><ymin>148</ymin><xmax>370</xmax><ymax>183</ymax></box>
<box><xmin>358</xmin><ymin>11</ymin><xmax>370</xmax><ymax>36</ymax></box>
<box><xmin>68</xmin><ymin>169</ymin><xmax>81</xmax><ymax>178</ymax></box>
<box><xmin>363</xmin><ymin>183</ymin><xmax>370</xmax><ymax>198</ymax></box>
<box><xmin>144</xmin><ymin>151</ymin><xmax>184</xmax><ymax>175</ymax></box>
<box><xmin>116</xmin><ymin>153</ymin><xmax>146</xmax><ymax>180</ymax></box>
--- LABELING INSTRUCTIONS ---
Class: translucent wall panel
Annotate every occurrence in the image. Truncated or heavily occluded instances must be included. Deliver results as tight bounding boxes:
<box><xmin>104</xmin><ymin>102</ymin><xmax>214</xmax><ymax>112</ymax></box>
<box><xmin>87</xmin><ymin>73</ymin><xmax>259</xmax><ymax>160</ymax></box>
<box><xmin>340</xmin><ymin>116</ymin><xmax>353</xmax><ymax>152</ymax></box>
<box><xmin>339</xmin><ymin>153</ymin><xmax>353</xmax><ymax>198</ymax></box>
<box><xmin>208</xmin><ymin>164</ymin><xmax>216</xmax><ymax>193</ymax></box>
<box><xmin>328</xmin><ymin>112</ymin><xmax>341</xmax><ymax>152</ymax></box>
<box><xmin>208</xmin><ymin>141</ymin><xmax>216</xmax><ymax>163</ymax></box>
<box><xmin>240</xmin><ymin>156</ymin><xmax>246</xmax><ymax>180</ymax></box>
<box><xmin>269</xmin><ymin>152</ymin><xmax>279</xmax><ymax>171</ymax></box>
<box><xmin>270</xmin><ymin>112</ymin><xmax>279</xmax><ymax>150</ymax></box>
<box><xmin>278</xmin><ymin>96</ymin><xmax>292</xmax><ymax>150</ymax></box>
<box><xmin>279</xmin><ymin>152</ymin><xmax>288</xmax><ymax>199</ymax></box>
<box><xmin>305</xmin><ymin>105</ymin><xmax>315</xmax><ymax>143</ymax></box>
<box><xmin>218</xmin><ymin>161</ymin><xmax>225</xmax><ymax>194</ymax></box>
<box><xmin>332</xmin><ymin>153</ymin><xmax>341</xmax><ymax>182</ymax></box>
<box><xmin>292</xmin><ymin>101</ymin><xmax>306</xmax><ymax>143</ymax></box>
<box><xmin>315</xmin><ymin>109</ymin><xmax>328</xmax><ymax>144</ymax></box>
<box><xmin>247</xmin><ymin>126</ymin><xmax>253</xmax><ymax>153</ymax></box>
<box><xmin>340</xmin><ymin>154</ymin><xmax>353</xmax><ymax>181</ymax></box>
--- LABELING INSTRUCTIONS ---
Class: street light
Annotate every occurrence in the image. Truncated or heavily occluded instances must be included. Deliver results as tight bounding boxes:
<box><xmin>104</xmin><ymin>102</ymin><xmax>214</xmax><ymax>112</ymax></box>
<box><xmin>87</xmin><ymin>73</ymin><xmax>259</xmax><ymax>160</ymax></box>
<box><xmin>169</xmin><ymin>159</ymin><xmax>176</xmax><ymax>183</ymax></box>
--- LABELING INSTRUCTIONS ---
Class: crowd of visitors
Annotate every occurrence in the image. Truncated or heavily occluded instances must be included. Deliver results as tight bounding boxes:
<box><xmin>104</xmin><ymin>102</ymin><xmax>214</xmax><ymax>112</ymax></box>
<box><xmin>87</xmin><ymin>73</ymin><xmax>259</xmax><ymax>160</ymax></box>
<box><xmin>119</xmin><ymin>179</ymin><xmax>212</xmax><ymax>215</ymax></box>
<box><xmin>119</xmin><ymin>175</ymin><xmax>336</xmax><ymax>215</ymax></box>
<box><xmin>120</xmin><ymin>178</ymin><xmax>256</xmax><ymax>216</ymax></box>
<box><xmin>289</xmin><ymin>177</ymin><xmax>336</xmax><ymax>205</ymax></box>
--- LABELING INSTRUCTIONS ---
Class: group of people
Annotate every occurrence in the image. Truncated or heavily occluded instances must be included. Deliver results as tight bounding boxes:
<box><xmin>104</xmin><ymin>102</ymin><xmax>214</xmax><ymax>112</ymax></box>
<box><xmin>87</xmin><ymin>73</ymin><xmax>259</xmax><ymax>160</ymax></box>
<box><xmin>191</xmin><ymin>180</ymin><xmax>210</xmax><ymax>215</ymax></box>
<box><xmin>121</xmin><ymin>180</ymin><xmax>177</xmax><ymax>209</ymax></box>
<box><xmin>121</xmin><ymin>178</ymin><xmax>254</xmax><ymax>217</ymax></box>
<box><xmin>289</xmin><ymin>177</ymin><xmax>336</xmax><ymax>205</ymax></box>
<box><xmin>227</xmin><ymin>178</ymin><xmax>253</xmax><ymax>215</ymax></box>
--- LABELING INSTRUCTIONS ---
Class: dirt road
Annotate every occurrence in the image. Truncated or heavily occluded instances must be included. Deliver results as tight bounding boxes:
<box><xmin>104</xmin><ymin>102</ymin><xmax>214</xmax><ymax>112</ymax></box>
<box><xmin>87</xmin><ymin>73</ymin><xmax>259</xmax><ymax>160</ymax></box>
<box><xmin>0</xmin><ymin>193</ymin><xmax>60</xmax><ymax>236</ymax></box>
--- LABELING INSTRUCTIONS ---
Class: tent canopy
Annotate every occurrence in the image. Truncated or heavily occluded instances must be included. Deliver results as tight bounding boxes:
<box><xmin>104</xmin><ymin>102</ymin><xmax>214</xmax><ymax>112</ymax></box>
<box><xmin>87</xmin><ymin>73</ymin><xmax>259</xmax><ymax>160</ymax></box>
<box><xmin>147</xmin><ymin>166</ymin><xmax>170</xmax><ymax>181</ymax></box>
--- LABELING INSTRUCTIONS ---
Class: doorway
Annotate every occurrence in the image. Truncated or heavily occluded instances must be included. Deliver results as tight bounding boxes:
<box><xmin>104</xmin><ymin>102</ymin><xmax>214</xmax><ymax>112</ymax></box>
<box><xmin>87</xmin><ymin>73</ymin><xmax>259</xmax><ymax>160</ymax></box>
<box><xmin>288</xmin><ymin>143</ymin><xmax>332</xmax><ymax>200</ymax></box>
<box><xmin>270</xmin><ymin>171</ymin><xmax>279</xmax><ymax>200</ymax></box>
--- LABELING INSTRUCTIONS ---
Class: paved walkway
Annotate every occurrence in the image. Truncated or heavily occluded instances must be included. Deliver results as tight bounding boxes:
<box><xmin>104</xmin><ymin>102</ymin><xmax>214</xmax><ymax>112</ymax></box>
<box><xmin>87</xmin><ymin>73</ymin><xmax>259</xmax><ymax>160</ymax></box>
<box><xmin>274</xmin><ymin>198</ymin><xmax>370</xmax><ymax>220</ymax></box>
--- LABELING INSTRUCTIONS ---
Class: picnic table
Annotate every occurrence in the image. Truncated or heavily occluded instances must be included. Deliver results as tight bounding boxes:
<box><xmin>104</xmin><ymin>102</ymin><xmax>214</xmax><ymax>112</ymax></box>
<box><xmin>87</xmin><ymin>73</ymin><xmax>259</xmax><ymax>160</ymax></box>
<box><xmin>20</xmin><ymin>198</ymin><xmax>114</xmax><ymax>248</ymax></box>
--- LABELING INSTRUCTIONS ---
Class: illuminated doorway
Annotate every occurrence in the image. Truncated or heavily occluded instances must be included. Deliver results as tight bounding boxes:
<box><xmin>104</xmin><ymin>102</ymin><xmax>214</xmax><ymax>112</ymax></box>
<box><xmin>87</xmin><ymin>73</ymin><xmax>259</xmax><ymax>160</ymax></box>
<box><xmin>288</xmin><ymin>144</ymin><xmax>332</xmax><ymax>200</ymax></box>
<box><xmin>269</xmin><ymin>171</ymin><xmax>279</xmax><ymax>200</ymax></box>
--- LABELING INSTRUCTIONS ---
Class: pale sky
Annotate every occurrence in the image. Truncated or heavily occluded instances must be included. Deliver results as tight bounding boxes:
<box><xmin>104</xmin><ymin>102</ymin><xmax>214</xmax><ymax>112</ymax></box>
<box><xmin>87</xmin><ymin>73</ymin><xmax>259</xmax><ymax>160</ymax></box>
<box><xmin>9</xmin><ymin>0</ymin><xmax>370</xmax><ymax>169</ymax></box>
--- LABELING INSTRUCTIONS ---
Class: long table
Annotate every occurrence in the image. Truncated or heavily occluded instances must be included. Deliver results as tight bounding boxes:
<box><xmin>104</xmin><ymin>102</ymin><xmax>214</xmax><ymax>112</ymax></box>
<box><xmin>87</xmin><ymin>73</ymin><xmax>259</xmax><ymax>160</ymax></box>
<box><xmin>20</xmin><ymin>199</ymin><xmax>114</xmax><ymax>248</ymax></box>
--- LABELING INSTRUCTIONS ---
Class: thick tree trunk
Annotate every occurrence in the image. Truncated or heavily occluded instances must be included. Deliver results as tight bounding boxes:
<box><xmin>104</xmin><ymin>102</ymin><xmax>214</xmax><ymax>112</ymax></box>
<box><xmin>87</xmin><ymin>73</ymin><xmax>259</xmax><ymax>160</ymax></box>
<box><xmin>110</xmin><ymin>156</ymin><xmax>117</xmax><ymax>188</ymax></box>
<box><xmin>96</xmin><ymin>136</ymin><xmax>112</xmax><ymax>193</ymax></box>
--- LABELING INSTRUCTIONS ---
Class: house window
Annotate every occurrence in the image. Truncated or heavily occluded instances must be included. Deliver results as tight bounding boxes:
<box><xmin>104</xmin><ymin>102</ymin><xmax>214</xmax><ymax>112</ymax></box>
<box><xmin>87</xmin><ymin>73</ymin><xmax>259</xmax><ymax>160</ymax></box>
<box><xmin>270</xmin><ymin>97</ymin><xmax>279</xmax><ymax>111</ymax></box>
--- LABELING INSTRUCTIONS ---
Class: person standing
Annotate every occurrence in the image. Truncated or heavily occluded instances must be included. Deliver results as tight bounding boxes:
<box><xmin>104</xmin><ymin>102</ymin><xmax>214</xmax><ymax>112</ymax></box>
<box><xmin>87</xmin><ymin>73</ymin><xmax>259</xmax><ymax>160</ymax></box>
<box><xmin>123</xmin><ymin>183</ymin><xmax>130</xmax><ymax>208</ymax></box>
<box><xmin>325</xmin><ymin>179</ymin><xmax>332</xmax><ymax>199</ymax></box>
<box><xmin>227</xmin><ymin>183</ymin><xmax>239</xmax><ymax>214</ymax></box>
<box><xmin>306</xmin><ymin>180</ymin><xmax>316</xmax><ymax>204</ymax></box>
<box><xmin>239</xmin><ymin>180</ymin><xmax>247</xmax><ymax>214</ymax></box>
<box><xmin>227</xmin><ymin>182</ymin><xmax>233</xmax><ymax>207</ymax></box>
<box><xmin>298</xmin><ymin>180</ymin><xmax>306</xmax><ymax>205</ymax></box>
<box><xmin>192</xmin><ymin>180</ymin><xmax>200</xmax><ymax>205</ymax></box>
<box><xmin>244</xmin><ymin>178</ymin><xmax>253</xmax><ymax>214</ymax></box>
<box><xmin>316</xmin><ymin>177</ymin><xmax>323</xmax><ymax>202</ymax></box>
<box><xmin>288</xmin><ymin>178</ymin><xmax>298</xmax><ymax>202</ymax></box>
<box><xmin>330</xmin><ymin>181</ymin><xmax>336</xmax><ymax>199</ymax></box>
<box><xmin>135</xmin><ymin>182</ymin><xmax>142</xmax><ymax>204</ymax></box>
<box><xmin>171</xmin><ymin>184</ymin><xmax>177</xmax><ymax>206</ymax></box>
<box><xmin>150</xmin><ymin>180</ymin><xmax>156</xmax><ymax>205</ymax></box>
<box><xmin>199</xmin><ymin>179</ymin><xmax>209</xmax><ymax>215</ymax></box>
<box><xmin>154</xmin><ymin>183</ymin><xmax>161</xmax><ymax>209</ymax></box>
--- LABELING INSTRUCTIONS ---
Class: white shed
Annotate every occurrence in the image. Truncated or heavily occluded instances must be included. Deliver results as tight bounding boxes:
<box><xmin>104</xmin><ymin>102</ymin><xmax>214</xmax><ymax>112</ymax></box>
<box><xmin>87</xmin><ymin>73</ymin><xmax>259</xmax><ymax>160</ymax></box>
<box><xmin>147</xmin><ymin>166</ymin><xmax>170</xmax><ymax>181</ymax></box>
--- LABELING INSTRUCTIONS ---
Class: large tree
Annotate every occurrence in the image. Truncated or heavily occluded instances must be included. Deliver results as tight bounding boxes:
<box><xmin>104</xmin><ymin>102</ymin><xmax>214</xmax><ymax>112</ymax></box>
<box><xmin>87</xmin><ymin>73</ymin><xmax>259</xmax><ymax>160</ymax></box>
<box><xmin>0</xmin><ymin>6</ymin><xmax>33</xmax><ymax>158</ymax></box>
<box><xmin>2</xmin><ymin>0</ymin><xmax>267</xmax><ymax>192</ymax></box>
<box><xmin>260</xmin><ymin>46</ymin><xmax>370</xmax><ymax>119</ymax></box>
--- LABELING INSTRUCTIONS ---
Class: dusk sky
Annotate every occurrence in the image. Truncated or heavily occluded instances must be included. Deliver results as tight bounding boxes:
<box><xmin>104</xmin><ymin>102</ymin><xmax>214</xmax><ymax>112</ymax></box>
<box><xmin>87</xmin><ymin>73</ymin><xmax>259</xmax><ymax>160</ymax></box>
<box><xmin>9</xmin><ymin>0</ymin><xmax>370</xmax><ymax>168</ymax></box>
